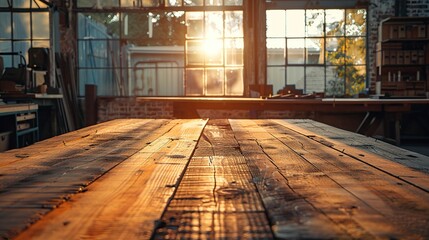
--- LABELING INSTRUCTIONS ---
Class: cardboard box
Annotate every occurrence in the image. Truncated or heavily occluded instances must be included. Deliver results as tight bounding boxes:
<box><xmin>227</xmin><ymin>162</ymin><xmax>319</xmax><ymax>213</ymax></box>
<box><xmin>390</xmin><ymin>25</ymin><xmax>399</xmax><ymax>39</ymax></box>
<box><xmin>397</xmin><ymin>51</ymin><xmax>404</xmax><ymax>64</ymax></box>
<box><xmin>383</xmin><ymin>51</ymin><xmax>390</xmax><ymax>65</ymax></box>
<box><xmin>390</xmin><ymin>51</ymin><xmax>397</xmax><ymax>65</ymax></box>
<box><xmin>398</xmin><ymin>25</ymin><xmax>406</xmax><ymax>38</ymax></box>
<box><xmin>0</xmin><ymin>131</ymin><xmax>12</xmax><ymax>152</ymax></box>
<box><xmin>411</xmin><ymin>51</ymin><xmax>419</xmax><ymax>64</ymax></box>
<box><xmin>404</xmin><ymin>51</ymin><xmax>411</xmax><ymax>64</ymax></box>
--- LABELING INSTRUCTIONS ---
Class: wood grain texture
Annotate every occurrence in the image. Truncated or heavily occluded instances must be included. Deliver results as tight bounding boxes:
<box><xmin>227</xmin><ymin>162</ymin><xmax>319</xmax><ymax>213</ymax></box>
<box><xmin>0</xmin><ymin>119</ymin><xmax>172</xmax><ymax>239</ymax></box>
<box><xmin>273</xmin><ymin>119</ymin><xmax>429</xmax><ymax>191</ymax></box>
<box><xmin>3</xmin><ymin>118</ymin><xmax>429</xmax><ymax>239</ymax></box>
<box><xmin>14</xmin><ymin>119</ymin><xmax>207</xmax><ymax>240</ymax></box>
<box><xmin>153</xmin><ymin>119</ymin><xmax>273</xmax><ymax>239</ymax></box>
<box><xmin>260</xmin><ymin>119</ymin><xmax>429</xmax><ymax>238</ymax></box>
<box><xmin>278</xmin><ymin>119</ymin><xmax>429</xmax><ymax>173</ymax></box>
<box><xmin>230</xmin><ymin>120</ymin><xmax>357</xmax><ymax>239</ymax></box>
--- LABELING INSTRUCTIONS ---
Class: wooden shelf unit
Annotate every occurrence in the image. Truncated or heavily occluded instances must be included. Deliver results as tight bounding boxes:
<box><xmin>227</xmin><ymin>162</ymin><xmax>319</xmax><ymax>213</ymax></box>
<box><xmin>376</xmin><ymin>17</ymin><xmax>429</xmax><ymax>97</ymax></box>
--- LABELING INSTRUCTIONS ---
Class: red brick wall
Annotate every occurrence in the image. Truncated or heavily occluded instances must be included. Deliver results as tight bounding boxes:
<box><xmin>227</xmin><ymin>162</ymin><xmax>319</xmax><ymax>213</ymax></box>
<box><xmin>97</xmin><ymin>97</ymin><xmax>174</xmax><ymax>123</ymax></box>
<box><xmin>96</xmin><ymin>97</ymin><xmax>317</xmax><ymax>122</ymax></box>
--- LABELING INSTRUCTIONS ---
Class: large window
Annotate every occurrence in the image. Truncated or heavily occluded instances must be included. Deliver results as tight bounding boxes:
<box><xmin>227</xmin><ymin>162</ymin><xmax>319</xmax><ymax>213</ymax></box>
<box><xmin>0</xmin><ymin>1</ymin><xmax>50</xmax><ymax>74</ymax></box>
<box><xmin>185</xmin><ymin>10</ymin><xmax>243</xmax><ymax>96</ymax></box>
<box><xmin>76</xmin><ymin>0</ymin><xmax>243</xmax><ymax>96</ymax></box>
<box><xmin>266</xmin><ymin>9</ymin><xmax>367</xmax><ymax>97</ymax></box>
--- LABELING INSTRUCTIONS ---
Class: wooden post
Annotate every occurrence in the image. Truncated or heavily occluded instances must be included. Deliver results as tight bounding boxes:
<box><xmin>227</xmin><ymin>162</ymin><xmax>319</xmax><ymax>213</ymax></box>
<box><xmin>85</xmin><ymin>84</ymin><xmax>97</xmax><ymax>126</ymax></box>
<box><xmin>243</xmin><ymin>0</ymin><xmax>267</xmax><ymax>97</ymax></box>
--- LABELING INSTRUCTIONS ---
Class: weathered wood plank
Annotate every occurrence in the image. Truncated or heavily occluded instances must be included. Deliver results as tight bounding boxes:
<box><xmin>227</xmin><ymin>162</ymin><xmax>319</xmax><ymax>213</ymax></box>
<box><xmin>153</xmin><ymin>119</ymin><xmax>274</xmax><ymax>239</ymax></box>
<box><xmin>230</xmin><ymin>120</ymin><xmax>356</xmax><ymax>239</ymax></box>
<box><xmin>277</xmin><ymin>119</ymin><xmax>429</xmax><ymax>174</ymax></box>
<box><xmin>257</xmin><ymin>119</ymin><xmax>429</xmax><ymax>238</ymax></box>
<box><xmin>14</xmin><ymin>119</ymin><xmax>207</xmax><ymax>240</ymax></box>
<box><xmin>3</xmin><ymin>118</ymin><xmax>429</xmax><ymax>240</ymax></box>
<box><xmin>0</xmin><ymin>119</ymin><xmax>153</xmax><ymax>180</ymax></box>
<box><xmin>0</xmin><ymin>119</ymin><xmax>175</xmax><ymax>239</ymax></box>
<box><xmin>273</xmin><ymin>119</ymin><xmax>429</xmax><ymax>191</ymax></box>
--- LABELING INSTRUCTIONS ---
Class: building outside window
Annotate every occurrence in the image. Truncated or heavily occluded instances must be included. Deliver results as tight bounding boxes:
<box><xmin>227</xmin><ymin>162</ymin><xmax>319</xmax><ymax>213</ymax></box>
<box><xmin>266</xmin><ymin>8</ymin><xmax>367</xmax><ymax>97</ymax></box>
<box><xmin>76</xmin><ymin>0</ymin><xmax>243</xmax><ymax>97</ymax></box>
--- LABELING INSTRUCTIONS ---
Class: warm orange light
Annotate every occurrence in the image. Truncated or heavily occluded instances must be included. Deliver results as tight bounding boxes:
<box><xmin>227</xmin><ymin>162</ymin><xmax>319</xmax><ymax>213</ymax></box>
<box><xmin>203</xmin><ymin>38</ymin><xmax>223</xmax><ymax>56</ymax></box>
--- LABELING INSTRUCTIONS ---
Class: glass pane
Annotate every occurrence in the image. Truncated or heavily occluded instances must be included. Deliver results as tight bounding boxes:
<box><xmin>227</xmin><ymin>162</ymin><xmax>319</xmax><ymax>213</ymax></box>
<box><xmin>78</xmin><ymin>69</ymin><xmax>118</xmax><ymax>96</ymax></box>
<box><xmin>77</xmin><ymin>13</ymin><xmax>120</xmax><ymax>39</ymax></box>
<box><xmin>166</xmin><ymin>0</ymin><xmax>182</xmax><ymax>6</ymax></box>
<box><xmin>206</xmin><ymin>68</ymin><xmax>224</xmax><ymax>95</ymax></box>
<box><xmin>306</xmin><ymin>38</ymin><xmax>323</xmax><ymax>64</ymax></box>
<box><xmin>142</xmin><ymin>0</ymin><xmax>159</xmax><ymax>7</ymax></box>
<box><xmin>121</xmin><ymin>0</ymin><xmax>138</xmax><ymax>7</ymax></box>
<box><xmin>345</xmin><ymin>65</ymin><xmax>365</xmax><ymax>96</ymax></box>
<box><xmin>205</xmin><ymin>12</ymin><xmax>223</xmax><ymax>38</ymax></box>
<box><xmin>156</xmin><ymin>66</ymin><xmax>184</xmax><ymax>96</ymax></box>
<box><xmin>225</xmin><ymin>0</ymin><xmax>242</xmax><ymax>6</ymax></box>
<box><xmin>77</xmin><ymin>0</ymin><xmax>119</xmax><ymax>8</ymax></box>
<box><xmin>286</xmin><ymin>66</ymin><xmax>304</xmax><ymax>90</ymax></box>
<box><xmin>326</xmin><ymin>66</ymin><xmax>345</xmax><ymax>96</ymax></box>
<box><xmin>306</xmin><ymin>67</ymin><xmax>325</xmax><ymax>93</ymax></box>
<box><xmin>346</xmin><ymin>9</ymin><xmax>366</xmax><ymax>36</ymax></box>
<box><xmin>0</xmin><ymin>1</ymin><xmax>9</xmax><ymax>7</ymax></box>
<box><xmin>123</xmin><ymin>13</ymin><xmax>148</xmax><ymax>40</ymax></box>
<box><xmin>32</xmin><ymin>12</ymin><xmax>50</xmax><ymax>39</ymax></box>
<box><xmin>78</xmin><ymin>40</ymin><xmax>117</xmax><ymax>68</ymax></box>
<box><xmin>0</xmin><ymin>41</ymin><xmax>12</xmax><ymax>68</ymax></box>
<box><xmin>225</xmin><ymin>11</ymin><xmax>243</xmax><ymax>37</ymax></box>
<box><xmin>186</xmin><ymin>68</ymin><xmax>204</xmax><ymax>95</ymax></box>
<box><xmin>34</xmin><ymin>0</ymin><xmax>51</xmax><ymax>8</ymax></box>
<box><xmin>0</xmin><ymin>13</ymin><xmax>11</xmax><ymax>39</ymax></box>
<box><xmin>132</xmin><ymin>63</ymin><xmax>183</xmax><ymax>96</ymax></box>
<box><xmin>267</xmin><ymin>38</ymin><xmax>285</xmax><ymax>65</ymax></box>
<box><xmin>32</xmin><ymin>40</ymin><xmax>50</xmax><ymax>48</ymax></box>
<box><xmin>186</xmin><ymin>40</ymin><xmax>204</xmax><ymax>65</ymax></box>
<box><xmin>124</xmin><ymin>12</ymin><xmax>185</xmax><ymax>46</ymax></box>
<box><xmin>225</xmin><ymin>39</ymin><xmax>243</xmax><ymax>66</ymax></box>
<box><xmin>267</xmin><ymin>10</ymin><xmax>285</xmax><ymax>37</ymax></box>
<box><xmin>13</xmin><ymin>0</ymin><xmax>29</xmax><ymax>8</ymax></box>
<box><xmin>306</xmin><ymin>9</ymin><xmax>324</xmax><ymax>37</ymax></box>
<box><xmin>206</xmin><ymin>0</ymin><xmax>222</xmax><ymax>6</ymax></box>
<box><xmin>267</xmin><ymin>66</ymin><xmax>285</xmax><ymax>94</ymax></box>
<box><xmin>326</xmin><ymin>37</ymin><xmax>345</xmax><ymax>65</ymax></box>
<box><xmin>287</xmin><ymin>39</ymin><xmax>305</xmax><ymax>64</ymax></box>
<box><xmin>326</xmin><ymin>9</ymin><xmax>344</xmax><ymax>36</ymax></box>
<box><xmin>185</xmin><ymin>0</ymin><xmax>204</xmax><ymax>6</ymax></box>
<box><xmin>345</xmin><ymin>37</ymin><xmax>366</xmax><ymax>65</ymax></box>
<box><xmin>133</xmin><ymin>64</ymin><xmax>157</xmax><ymax>95</ymax></box>
<box><xmin>186</xmin><ymin>12</ymin><xmax>204</xmax><ymax>38</ymax></box>
<box><xmin>13</xmin><ymin>13</ymin><xmax>30</xmax><ymax>39</ymax></box>
<box><xmin>286</xmin><ymin>10</ymin><xmax>305</xmax><ymax>37</ymax></box>
<box><xmin>127</xmin><ymin>47</ymin><xmax>184</xmax><ymax>74</ymax></box>
<box><xmin>204</xmin><ymin>39</ymin><xmax>223</xmax><ymax>65</ymax></box>
<box><xmin>226</xmin><ymin>68</ymin><xmax>243</xmax><ymax>95</ymax></box>
<box><xmin>13</xmin><ymin>41</ymin><xmax>30</xmax><ymax>66</ymax></box>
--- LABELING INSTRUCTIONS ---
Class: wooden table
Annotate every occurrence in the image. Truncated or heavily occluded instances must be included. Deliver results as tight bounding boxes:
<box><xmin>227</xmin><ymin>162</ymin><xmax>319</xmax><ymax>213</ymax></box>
<box><xmin>1</xmin><ymin>119</ymin><xmax>429</xmax><ymax>239</ymax></box>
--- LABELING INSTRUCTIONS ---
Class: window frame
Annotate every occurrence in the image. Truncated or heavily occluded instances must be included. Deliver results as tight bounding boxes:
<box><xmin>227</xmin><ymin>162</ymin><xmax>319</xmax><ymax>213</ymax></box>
<box><xmin>266</xmin><ymin>7</ymin><xmax>368</xmax><ymax>97</ymax></box>
<box><xmin>74</xmin><ymin>0</ymin><xmax>244</xmax><ymax>97</ymax></box>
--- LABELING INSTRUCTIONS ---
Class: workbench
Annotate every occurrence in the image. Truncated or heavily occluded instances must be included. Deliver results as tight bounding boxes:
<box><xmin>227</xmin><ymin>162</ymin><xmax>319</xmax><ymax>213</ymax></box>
<box><xmin>0</xmin><ymin>103</ymin><xmax>39</xmax><ymax>149</ymax></box>
<box><xmin>1</xmin><ymin>119</ymin><xmax>429</xmax><ymax>239</ymax></box>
